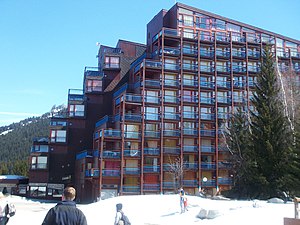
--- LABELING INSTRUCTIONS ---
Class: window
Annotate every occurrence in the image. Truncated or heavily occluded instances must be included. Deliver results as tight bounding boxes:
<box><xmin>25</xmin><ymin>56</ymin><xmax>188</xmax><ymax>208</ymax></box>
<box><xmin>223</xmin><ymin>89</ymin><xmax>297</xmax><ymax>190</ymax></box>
<box><xmin>69</xmin><ymin>104</ymin><xmax>85</xmax><ymax>117</ymax></box>
<box><xmin>50</xmin><ymin>130</ymin><xmax>66</xmax><ymax>143</ymax></box>
<box><xmin>30</xmin><ymin>186</ymin><xmax>46</xmax><ymax>197</ymax></box>
<box><xmin>32</xmin><ymin>145</ymin><xmax>48</xmax><ymax>153</ymax></box>
<box><xmin>105</xmin><ymin>56</ymin><xmax>120</xmax><ymax>68</ymax></box>
<box><xmin>31</xmin><ymin>156</ymin><xmax>47</xmax><ymax>169</ymax></box>
<box><xmin>86</xmin><ymin>79</ymin><xmax>102</xmax><ymax>92</ymax></box>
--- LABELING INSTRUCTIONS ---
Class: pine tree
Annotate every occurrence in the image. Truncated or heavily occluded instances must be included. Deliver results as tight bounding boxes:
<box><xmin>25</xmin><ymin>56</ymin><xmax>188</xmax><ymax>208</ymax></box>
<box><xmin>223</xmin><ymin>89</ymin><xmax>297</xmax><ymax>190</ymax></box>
<box><xmin>250</xmin><ymin>45</ymin><xmax>293</xmax><ymax>198</ymax></box>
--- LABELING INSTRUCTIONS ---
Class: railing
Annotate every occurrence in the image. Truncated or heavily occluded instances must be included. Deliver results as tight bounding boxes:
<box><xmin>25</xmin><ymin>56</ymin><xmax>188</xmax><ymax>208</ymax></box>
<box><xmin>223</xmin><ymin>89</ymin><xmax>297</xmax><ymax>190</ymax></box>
<box><xmin>68</xmin><ymin>89</ymin><xmax>84</xmax><ymax>102</ymax></box>
<box><xmin>160</xmin><ymin>47</ymin><xmax>180</xmax><ymax>56</ymax></box>
<box><xmin>201</xmin><ymin>145</ymin><xmax>215</xmax><ymax>153</ymax></box>
<box><xmin>102</xmin><ymin>151</ymin><xmax>121</xmax><ymax>159</ymax></box>
<box><xmin>144</xmin><ymin>131</ymin><xmax>160</xmax><ymax>138</ymax></box>
<box><xmin>123</xmin><ymin>114</ymin><xmax>142</xmax><ymax>122</ymax></box>
<box><xmin>233</xmin><ymin>81</ymin><xmax>245</xmax><ymax>88</ymax></box>
<box><xmin>232</xmin><ymin>66</ymin><xmax>247</xmax><ymax>73</ymax></box>
<box><xmin>164</xmin><ymin>112</ymin><xmax>180</xmax><ymax>120</ymax></box>
<box><xmin>125</xmin><ymin>94</ymin><xmax>142</xmax><ymax>103</ymax></box>
<box><xmin>218</xmin><ymin>112</ymin><xmax>230</xmax><ymax>119</ymax></box>
<box><xmin>102</xmin><ymin>169</ymin><xmax>120</xmax><ymax>176</ymax></box>
<box><xmin>182</xmin><ymin>96</ymin><xmax>198</xmax><ymax>103</ymax></box>
<box><xmin>182</xmin><ymin>64</ymin><xmax>198</xmax><ymax>71</ymax></box>
<box><xmin>218</xmin><ymin>161</ymin><xmax>232</xmax><ymax>169</ymax></box>
<box><xmin>163</xmin><ymin>130</ymin><xmax>180</xmax><ymax>137</ymax></box>
<box><xmin>232</xmin><ymin>50</ymin><xmax>246</xmax><ymax>58</ymax></box>
<box><xmin>100</xmin><ymin>130</ymin><xmax>121</xmax><ymax>138</ymax></box>
<box><xmin>144</xmin><ymin>113</ymin><xmax>160</xmax><ymax>121</ymax></box>
<box><xmin>200</xmin><ymin>97</ymin><xmax>215</xmax><ymax>105</ymax></box>
<box><xmin>216</xmin><ymin>65</ymin><xmax>231</xmax><ymax>73</ymax></box>
<box><xmin>201</xmin><ymin>179</ymin><xmax>216</xmax><ymax>187</ymax></box>
<box><xmin>143</xmin><ymin>166</ymin><xmax>160</xmax><ymax>173</ymax></box>
<box><xmin>84</xmin><ymin>67</ymin><xmax>101</xmax><ymax>77</ymax></box>
<box><xmin>124</xmin><ymin>131</ymin><xmax>140</xmax><ymax>139</ymax></box>
<box><xmin>200</xmin><ymin>48</ymin><xmax>214</xmax><ymax>58</ymax></box>
<box><xmin>200</xmin><ymin>129</ymin><xmax>216</xmax><ymax>137</ymax></box>
<box><xmin>145</xmin><ymin>95</ymin><xmax>160</xmax><ymax>104</ymax></box>
<box><xmin>164</xmin><ymin>63</ymin><xmax>179</xmax><ymax>71</ymax></box>
<box><xmin>182</xmin><ymin>180</ymin><xmax>198</xmax><ymax>186</ymax></box>
<box><xmin>217</xmin><ymin>97</ymin><xmax>231</xmax><ymax>104</ymax></box>
<box><xmin>123</xmin><ymin>167</ymin><xmax>140</xmax><ymax>174</ymax></box>
<box><xmin>182</xmin><ymin>78</ymin><xmax>198</xmax><ymax>87</ymax></box>
<box><xmin>200</xmin><ymin>65</ymin><xmax>214</xmax><ymax>73</ymax></box>
<box><xmin>163</xmin><ymin>181</ymin><xmax>179</xmax><ymax>189</ymax></box>
<box><xmin>248</xmin><ymin>65</ymin><xmax>260</xmax><ymax>73</ymax></box>
<box><xmin>216</xmin><ymin>81</ymin><xmax>231</xmax><ymax>88</ymax></box>
<box><xmin>218</xmin><ymin>177</ymin><xmax>233</xmax><ymax>185</ymax></box>
<box><xmin>183</xmin><ymin>111</ymin><xmax>197</xmax><ymax>119</ymax></box>
<box><xmin>144</xmin><ymin>79</ymin><xmax>160</xmax><ymax>88</ymax></box>
<box><xmin>124</xmin><ymin>149</ymin><xmax>140</xmax><ymax>157</ymax></box>
<box><xmin>122</xmin><ymin>186</ymin><xmax>140</xmax><ymax>192</ymax></box>
<box><xmin>163</xmin><ymin>147</ymin><xmax>180</xmax><ymax>154</ymax></box>
<box><xmin>144</xmin><ymin>147</ymin><xmax>160</xmax><ymax>155</ymax></box>
<box><xmin>183</xmin><ymin>163</ymin><xmax>198</xmax><ymax>170</ymax></box>
<box><xmin>182</xmin><ymin>47</ymin><xmax>198</xmax><ymax>55</ymax></box>
<box><xmin>183</xmin><ymin>128</ymin><xmax>198</xmax><ymax>136</ymax></box>
<box><xmin>183</xmin><ymin>146</ymin><xmax>198</xmax><ymax>153</ymax></box>
<box><xmin>201</xmin><ymin>163</ymin><xmax>216</xmax><ymax>169</ymax></box>
<box><xmin>200</xmin><ymin>113</ymin><xmax>215</xmax><ymax>120</ymax></box>
<box><xmin>143</xmin><ymin>184</ymin><xmax>160</xmax><ymax>191</ymax></box>
<box><xmin>144</xmin><ymin>60</ymin><xmax>162</xmax><ymax>69</ymax></box>
<box><xmin>216</xmin><ymin>50</ymin><xmax>230</xmax><ymax>58</ymax></box>
<box><xmin>200</xmin><ymin>81</ymin><xmax>214</xmax><ymax>89</ymax></box>
<box><xmin>247</xmin><ymin>50</ymin><xmax>260</xmax><ymax>58</ymax></box>
<box><xmin>164</xmin><ymin>79</ymin><xmax>179</xmax><ymax>87</ymax></box>
<box><xmin>164</xmin><ymin>95</ymin><xmax>179</xmax><ymax>104</ymax></box>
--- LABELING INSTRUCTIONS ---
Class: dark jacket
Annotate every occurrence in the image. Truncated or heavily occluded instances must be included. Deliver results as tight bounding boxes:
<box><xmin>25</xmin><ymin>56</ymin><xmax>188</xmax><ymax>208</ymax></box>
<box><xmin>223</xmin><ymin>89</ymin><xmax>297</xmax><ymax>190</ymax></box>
<box><xmin>42</xmin><ymin>200</ymin><xmax>87</xmax><ymax>225</ymax></box>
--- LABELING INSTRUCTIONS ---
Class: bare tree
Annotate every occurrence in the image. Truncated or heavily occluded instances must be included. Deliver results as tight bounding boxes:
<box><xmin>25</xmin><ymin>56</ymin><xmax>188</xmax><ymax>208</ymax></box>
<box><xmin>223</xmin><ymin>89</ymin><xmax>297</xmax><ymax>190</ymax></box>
<box><xmin>166</xmin><ymin>156</ymin><xmax>188</xmax><ymax>192</ymax></box>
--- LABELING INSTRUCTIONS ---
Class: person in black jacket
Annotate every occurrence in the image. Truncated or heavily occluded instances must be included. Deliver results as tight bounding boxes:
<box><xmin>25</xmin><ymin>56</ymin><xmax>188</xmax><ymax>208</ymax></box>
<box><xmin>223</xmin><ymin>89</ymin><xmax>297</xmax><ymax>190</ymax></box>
<box><xmin>42</xmin><ymin>187</ymin><xmax>87</xmax><ymax>225</ymax></box>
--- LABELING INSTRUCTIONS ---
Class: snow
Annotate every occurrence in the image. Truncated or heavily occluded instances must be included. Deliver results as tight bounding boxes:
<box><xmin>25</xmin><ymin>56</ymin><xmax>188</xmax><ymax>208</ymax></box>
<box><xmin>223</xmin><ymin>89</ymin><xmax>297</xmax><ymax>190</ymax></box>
<box><xmin>5</xmin><ymin>194</ymin><xmax>295</xmax><ymax>225</ymax></box>
<box><xmin>0</xmin><ymin>129</ymin><xmax>13</xmax><ymax>135</ymax></box>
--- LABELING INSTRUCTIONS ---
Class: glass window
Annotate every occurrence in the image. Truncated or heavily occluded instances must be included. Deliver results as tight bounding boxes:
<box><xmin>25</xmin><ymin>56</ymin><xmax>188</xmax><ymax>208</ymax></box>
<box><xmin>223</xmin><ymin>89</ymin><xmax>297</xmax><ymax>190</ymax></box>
<box><xmin>69</xmin><ymin>104</ymin><xmax>85</xmax><ymax>117</ymax></box>
<box><xmin>227</xmin><ymin>23</ymin><xmax>240</xmax><ymax>32</ymax></box>
<box><xmin>86</xmin><ymin>79</ymin><xmax>102</xmax><ymax>92</ymax></box>
<box><xmin>105</xmin><ymin>56</ymin><xmax>120</xmax><ymax>68</ymax></box>
<box><xmin>30</xmin><ymin>186</ymin><xmax>46</xmax><ymax>197</ymax></box>
<box><xmin>50</xmin><ymin>130</ymin><xmax>66</xmax><ymax>143</ymax></box>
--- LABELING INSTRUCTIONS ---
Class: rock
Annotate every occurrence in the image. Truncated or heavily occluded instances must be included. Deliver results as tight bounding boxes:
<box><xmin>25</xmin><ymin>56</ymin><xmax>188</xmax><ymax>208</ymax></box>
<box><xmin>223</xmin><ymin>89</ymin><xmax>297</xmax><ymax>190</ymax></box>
<box><xmin>267</xmin><ymin>198</ymin><xmax>284</xmax><ymax>203</ymax></box>
<box><xmin>197</xmin><ymin>208</ymin><xmax>223</xmax><ymax>219</ymax></box>
<box><xmin>197</xmin><ymin>208</ymin><xmax>208</xmax><ymax>219</ymax></box>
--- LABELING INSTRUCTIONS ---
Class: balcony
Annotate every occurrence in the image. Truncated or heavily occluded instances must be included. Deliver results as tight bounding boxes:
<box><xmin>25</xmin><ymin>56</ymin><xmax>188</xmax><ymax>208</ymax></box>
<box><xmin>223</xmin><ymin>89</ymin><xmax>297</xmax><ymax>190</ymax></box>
<box><xmin>68</xmin><ymin>89</ymin><xmax>84</xmax><ymax>103</ymax></box>
<box><xmin>247</xmin><ymin>50</ymin><xmax>260</xmax><ymax>59</ymax></box>
<box><xmin>85</xmin><ymin>168</ymin><xmax>99</xmax><ymax>178</ymax></box>
<box><xmin>163</xmin><ymin>147</ymin><xmax>180</xmax><ymax>154</ymax></box>
<box><xmin>122</xmin><ymin>186</ymin><xmax>140</xmax><ymax>193</ymax></box>
<box><xmin>164</xmin><ymin>79</ymin><xmax>179</xmax><ymax>88</ymax></box>
<box><xmin>163</xmin><ymin>130</ymin><xmax>180</xmax><ymax>137</ymax></box>
<box><xmin>216</xmin><ymin>65</ymin><xmax>230</xmax><ymax>74</ymax></box>
<box><xmin>201</xmin><ymin>179</ymin><xmax>216</xmax><ymax>187</ymax></box>
<box><xmin>143</xmin><ymin>166</ymin><xmax>160</xmax><ymax>173</ymax></box>
<box><xmin>183</xmin><ymin>146</ymin><xmax>198</xmax><ymax>153</ymax></box>
<box><xmin>123</xmin><ymin>167</ymin><xmax>140</xmax><ymax>175</ymax></box>
<box><xmin>246</xmin><ymin>34</ymin><xmax>260</xmax><ymax>44</ymax></box>
<box><xmin>248</xmin><ymin>65</ymin><xmax>260</xmax><ymax>73</ymax></box>
<box><xmin>200</xmin><ymin>49</ymin><xmax>214</xmax><ymax>58</ymax></box>
<box><xmin>100</xmin><ymin>130</ymin><xmax>121</xmax><ymax>138</ymax></box>
<box><xmin>200</xmin><ymin>65</ymin><xmax>214</xmax><ymax>73</ymax></box>
<box><xmin>231</xmin><ymin>34</ymin><xmax>246</xmax><ymax>43</ymax></box>
<box><xmin>217</xmin><ymin>112</ymin><xmax>230</xmax><ymax>120</ymax></box>
<box><xmin>124</xmin><ymin>149</ymin><xmax>140</xmax><ymax>157</ymax></box>
<box><xmin>183</xmin><ymin>163</ymin><xmax>198</xmax><ymax>170</ymax></box>
<box><xmin>216</xmin><ymin>81</ymin><xmax>230</xmax><ymax>89</ymax></box>
<box><xmin>143</xmin><ymin>79</ymin><xmax>160</xmax><ymax>88</ymax></box>
<box><xmin>233</xmin><ymin>81</ymin><xmax>245</xmax><ymax>88</ymax></box>
<box><xmin>125</xmin><ymin>94</ymin><xmax>142</xmax><ymax>104</ymax></box>
<box><xmin>144</xmin><ymin>113</ymin><xmax>160</xmax><ymax>121</ymax></box>
<box><xmin>200</xmin><ymin>81</ymin><xmax>214</xmax><ymax>89</ymax></box>
<box><xmin>233</xmin><ymin>96</ymin><xmax>244</xmax><ymax>103</ymax></box>
<box><xmin>201</xmin><ymin>162</ymin><xmax>216</xmax><ymax>170</ymax></box>
<box><xmin>200</xmin><ymin>113</ymin><xmax>215</xmax><ymax>120</ymax></box>
<box><xmin>163</xmin><ymin>181</ymin><xmax>179</xmax><ymax>189</ymax></box>
<box><xmin>183</xmin><ymin>78</ymin><xmax>198</xmax><ymax>87</ymax></box>
<box><xmin>144</xmin><ymin>131</ymin><xmax>160</xmax><ymax>139</ymax></box>
<box><xmin>164</xmin><ymin>63</ymin><xmax>179</xmax><ymax>71</ymax></box>
<box><xmin>144</xmin><ymin>60</ymin><xmax>162</xmax><ymax>69</ymax></box>
<box><xmin>84</xmin><ymin>67</ymin><xmax>102</xmax><ymax>77</ymax></box>
<box><xmin>218</xmin><ymin>161</ymin><xmax>232</xmax><ymax>169</ymax></box>
<box><xmin>218</xmin><ymin>177</ymin><xmax>233</xmax><ymax>185</ymax></box>
<box><xmin>182</xmin><ymin>180</ymin><xmax>198</xmax><ymax>187</ymax></box>
<box><xmin>216</xmin><ymin>33</ymin><xmax>230</xmax><ymax>43</ymax></box>
<box><xmin>182</xmin><ymin>63</ymin><xmax>198</xmax><ymax>72</ymax></box>
<box><xmin>200</xmin><ymin>97</ymin><xmax>214</xmax><ymax>105</ymax></box>
<box><xmin>164</xmin><ymin>112</ymin><xmax>180</xmax><ymax>120</ymax></box>
<box><xmin>182</xmin><ymin>47</ymin><xmax>198</xmax><ymax>56</ymax></box>
<box><xmin>102</xmin><ymin>151</ymin><xmax>121</xmax><ymax>159</ymax></box>
<box><xmin>123</xmin><ymin>113</ymin><xmax>142</xmax><ymax>122</ymax></box>
<box><xmin>216</xmin><ymin>50</ymin><xmax>230</xmax><ymax>58</ymax></box>
<box><xmin>232</xmin><ymin>66</ymin><xmax>247</xmax><ymax>74</ymax></box>
<box><xmin>201</xmin><ymin>145</ymin><xmax>215</xmax><ymax>153</ymax></box>
<box><xmin>143</xmin><ymin>184</ymin><xmax>160</xmax><ymax>191</ymax></box>
<box><xmin>200</xmin><ymin>129</ymin><xmax>215</xmax><ymax>137</ymax></box>
<box><xmin>183</xmin><ymin>128</ymin><xmax>198</xmax><ymax>136</ymax></box>
<box><xmin>217</xmin><ymin>97</ymin><xmax>231</xmax><ymax>104</ymax></box>
<box><xmin>164</xmin><ymin>95</ymin><xmax>179</xmax><ymax>104</ymax></box>
<box><xmin>160</xmin><ymin>47</ymin><xmax>180</xmax><ymax>56</ymax></box>
<box><xmin>145</xmin><ymin>95</ymin><xmax>160</xmax><ymax>104</ymax></box>
<box><xmin>102</xmin><ymin>169</ymin><xmax>120</xmax><ymax>176</ymax></box>
<box><xmin>144</xmin><ymin>147</ymin><xmax>160</xmax><ymax>155</ymax></box>
<box><xmin>183</xmin><ymin>111</ymin><xmax>197</xmax><ymax>119</ymax></box>
<box><xmin>232</xmin><ymin>50</ymin><xmax>246</xmax><ymax>58</ymax></box>
<box><xmin>124</xmin><ymin>131</ymin><xmax>140</xmax><ymax>139</ymax></box>
<box><xmin>182</xmin><ymin>96</ymin><xmax>198</xmax><ymax>104</ymax></box>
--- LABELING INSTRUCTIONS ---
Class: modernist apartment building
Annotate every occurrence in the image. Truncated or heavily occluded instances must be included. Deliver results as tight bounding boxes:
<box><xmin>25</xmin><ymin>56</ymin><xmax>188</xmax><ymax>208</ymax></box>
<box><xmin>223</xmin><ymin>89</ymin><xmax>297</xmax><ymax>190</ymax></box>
<box><xmin>28</xmin><ymin>3</ymin><xmax>300</xmax><ymax>203</ymax></box>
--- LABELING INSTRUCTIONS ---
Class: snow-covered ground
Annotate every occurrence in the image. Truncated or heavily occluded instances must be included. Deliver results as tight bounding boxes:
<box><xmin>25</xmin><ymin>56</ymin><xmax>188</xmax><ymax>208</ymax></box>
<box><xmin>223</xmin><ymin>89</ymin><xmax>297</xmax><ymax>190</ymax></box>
<box><xmin>5</xmin><ymin>194</ymin><xmax>295</xmax><ymax>225</ymax></box>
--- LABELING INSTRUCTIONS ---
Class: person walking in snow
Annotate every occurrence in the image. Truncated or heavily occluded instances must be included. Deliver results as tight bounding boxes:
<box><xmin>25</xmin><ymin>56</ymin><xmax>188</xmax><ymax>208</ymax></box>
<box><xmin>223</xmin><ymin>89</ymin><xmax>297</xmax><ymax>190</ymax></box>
<box><xmin>114</xmin><ymin>203</ymin><xmax>131</xmax><ymax>225</ymax></box>
<box><xmin>42</xmin><ymin>187</ymin><xmax>87</xmax><ymax>225</ymax></box>
<box><xmin>0</xmin><ymin>192</ymin><xmax>10</xmax><ymax>225</ymax></box>
<box><xmin>179</xmin><ymin>188</ymin><xmax>185</xmax><ymax>213</ymax></box>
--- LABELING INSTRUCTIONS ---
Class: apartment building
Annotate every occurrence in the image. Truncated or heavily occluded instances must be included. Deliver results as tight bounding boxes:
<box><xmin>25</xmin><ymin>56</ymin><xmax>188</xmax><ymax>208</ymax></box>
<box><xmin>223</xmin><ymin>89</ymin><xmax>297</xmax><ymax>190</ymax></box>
<box><xmin>29</xmin><ymin>3</ymin><xmax>300</xmax><ymax>203</ymax></box>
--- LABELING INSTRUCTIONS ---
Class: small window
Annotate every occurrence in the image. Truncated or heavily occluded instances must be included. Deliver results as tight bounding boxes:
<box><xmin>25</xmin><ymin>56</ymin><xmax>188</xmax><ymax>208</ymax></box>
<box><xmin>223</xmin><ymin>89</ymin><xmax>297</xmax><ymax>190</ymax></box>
<box><xmin>105</xmin><ymin>56</ymin><xmax>120</xmax><ymax>68</ymax></box>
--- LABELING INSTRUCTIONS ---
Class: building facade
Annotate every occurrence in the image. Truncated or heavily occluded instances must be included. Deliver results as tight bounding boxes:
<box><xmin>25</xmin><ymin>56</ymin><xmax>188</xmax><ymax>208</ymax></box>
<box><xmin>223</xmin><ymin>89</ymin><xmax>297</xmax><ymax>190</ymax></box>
<box><xmin>28</xmin><ymin>3</ymin><xmax>300</xmax><ymax>203</ymax></box>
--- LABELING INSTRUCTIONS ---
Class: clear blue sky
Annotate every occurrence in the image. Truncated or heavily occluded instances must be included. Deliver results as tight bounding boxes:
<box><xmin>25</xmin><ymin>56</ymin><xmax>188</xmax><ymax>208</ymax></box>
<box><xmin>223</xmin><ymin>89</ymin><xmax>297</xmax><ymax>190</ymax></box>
<box><xmin>0</xmin><ymin>0</ymin><xmax>299</xmax><ymax>127</ymax></box>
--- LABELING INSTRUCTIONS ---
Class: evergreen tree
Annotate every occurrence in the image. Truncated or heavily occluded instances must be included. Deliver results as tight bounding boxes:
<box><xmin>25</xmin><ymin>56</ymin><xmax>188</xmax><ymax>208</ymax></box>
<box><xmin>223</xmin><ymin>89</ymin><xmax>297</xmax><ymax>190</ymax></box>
<box><xmin>250</xmin><ymin>45</ymin><xmax>294</xmax><ymax>198</ymax></box>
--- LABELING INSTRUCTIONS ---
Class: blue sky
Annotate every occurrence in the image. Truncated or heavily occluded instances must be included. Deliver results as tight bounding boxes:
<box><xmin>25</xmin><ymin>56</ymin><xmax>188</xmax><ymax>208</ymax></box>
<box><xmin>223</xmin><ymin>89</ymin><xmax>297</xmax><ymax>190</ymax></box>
<box><xmin>0</xmin><ymin>0</ymin><xmax>299</xmax><ymax>127</ymax></box>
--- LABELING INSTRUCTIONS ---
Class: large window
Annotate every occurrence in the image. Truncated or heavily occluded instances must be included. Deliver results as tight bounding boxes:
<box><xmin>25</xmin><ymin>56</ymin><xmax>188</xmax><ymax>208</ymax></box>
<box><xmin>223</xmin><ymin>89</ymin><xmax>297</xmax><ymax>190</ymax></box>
<box><xmin>31</xmin><ymin>145</ymin><xmax>49</xmax><ymax>153</ymax></box>
<box><xmin>86</xmin><ymin>79</ymin><xmax>102</xmax><ymax>92</ymax></box>
<box><xmin>30</xmin><ymin>186</ymin><xmax>46</xmax><ymax>197</ymax></box>
<box><xmin>69</xmin><ymin>104</ymin><xmax>85</xmax><ymax>117</ymax></box>
<box><xmin>50</xmin><ymin>130</ymin><xmax>66</xmax><ymax>143</ymax></box>
<box><xmin>31</xmin><ymin>156</ymin><xmax>47</xmax><ymax>169</ymax></box>
<box><xmin>105</xmin><ymin>56</ymin><xmax>120</xmax><ymax>68</ymax></box>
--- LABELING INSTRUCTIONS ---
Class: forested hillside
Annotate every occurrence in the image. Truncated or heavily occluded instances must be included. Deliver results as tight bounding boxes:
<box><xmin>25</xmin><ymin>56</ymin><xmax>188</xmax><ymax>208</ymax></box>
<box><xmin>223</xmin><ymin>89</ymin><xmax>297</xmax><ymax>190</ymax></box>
<box><xmin>0</xmin><ymin>105</ymin><xmax>66</xmax><ymax>176</ymax></box>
